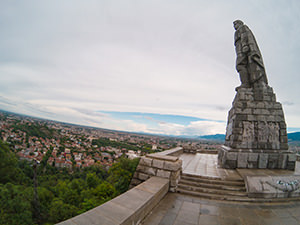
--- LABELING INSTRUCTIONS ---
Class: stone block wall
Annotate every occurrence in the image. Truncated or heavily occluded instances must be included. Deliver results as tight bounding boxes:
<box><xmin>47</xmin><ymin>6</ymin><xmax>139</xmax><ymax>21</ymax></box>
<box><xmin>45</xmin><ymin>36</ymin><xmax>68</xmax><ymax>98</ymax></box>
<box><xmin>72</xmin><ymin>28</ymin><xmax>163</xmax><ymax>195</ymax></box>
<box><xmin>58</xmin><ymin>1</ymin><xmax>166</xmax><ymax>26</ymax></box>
<box><xmin>130</xmin><ymin>148</ymin><xmax>183</xmax><ymax>192</ymax></box>
<box><xmin>183</xmin><ymin>148</ymin><xmax>197</xmax><ymax>154</ymax></box>
<box><xmin>220</xmin><ymin>85</ymin><xmax>295</xmax><ymax>170</ymax></box>
<box><xmin>219</xmin><ymin>145</ymin><xmax>296</xmax><ymax>170</ymax></box>
<box><xmin>225</xmin><ymin>87</ymin><xmax>288</xmax><ymax>151</ymax></box>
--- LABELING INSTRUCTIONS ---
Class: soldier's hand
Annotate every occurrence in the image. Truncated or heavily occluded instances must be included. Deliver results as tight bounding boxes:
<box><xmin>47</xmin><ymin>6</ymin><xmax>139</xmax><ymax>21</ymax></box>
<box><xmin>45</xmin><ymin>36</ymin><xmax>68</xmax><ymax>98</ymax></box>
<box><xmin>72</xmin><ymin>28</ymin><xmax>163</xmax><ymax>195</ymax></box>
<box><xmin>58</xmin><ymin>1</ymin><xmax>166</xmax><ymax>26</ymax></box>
<box><xmin>242</xmin><ymin>46</ymin><xmax>249</xmax><ymax>53</ymax></box>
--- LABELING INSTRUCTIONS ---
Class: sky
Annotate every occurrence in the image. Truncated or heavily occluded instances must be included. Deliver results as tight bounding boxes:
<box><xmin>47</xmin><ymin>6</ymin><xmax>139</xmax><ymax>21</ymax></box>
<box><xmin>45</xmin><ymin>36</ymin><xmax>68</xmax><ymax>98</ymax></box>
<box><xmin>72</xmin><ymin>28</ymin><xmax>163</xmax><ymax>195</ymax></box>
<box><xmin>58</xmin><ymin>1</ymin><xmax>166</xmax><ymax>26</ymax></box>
<box><xmin>0</xmin><ymin>0</ymin><xmax>300</xmax><ymax>136</ymax></box>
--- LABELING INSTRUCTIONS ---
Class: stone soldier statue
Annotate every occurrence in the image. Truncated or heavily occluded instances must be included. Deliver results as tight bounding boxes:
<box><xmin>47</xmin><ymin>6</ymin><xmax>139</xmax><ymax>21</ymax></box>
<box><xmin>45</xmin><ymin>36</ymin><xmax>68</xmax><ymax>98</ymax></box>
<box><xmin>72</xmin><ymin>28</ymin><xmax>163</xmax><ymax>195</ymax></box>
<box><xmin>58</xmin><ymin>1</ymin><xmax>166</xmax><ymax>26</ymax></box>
<box><xmin>218</xmin><ymin>20</ymin><xmax>293</xmax><ymax>170</ymax></box>
<box><xmin>233</xmin><ymin>20</ymin><xmax>268</xmax><ymax>88</ymax></box>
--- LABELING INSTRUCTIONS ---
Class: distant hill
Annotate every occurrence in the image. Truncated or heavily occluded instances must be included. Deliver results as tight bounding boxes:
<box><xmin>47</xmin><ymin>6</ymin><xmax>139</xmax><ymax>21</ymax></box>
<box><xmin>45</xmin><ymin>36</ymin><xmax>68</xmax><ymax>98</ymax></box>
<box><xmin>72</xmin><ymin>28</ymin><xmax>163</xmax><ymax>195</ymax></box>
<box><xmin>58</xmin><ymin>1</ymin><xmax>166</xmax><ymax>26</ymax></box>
<box><xmin>198</xmin><ymin>134</ymin><xmax>225</xmax><ymax>142</ymax></box>
<box><xmin>197</xmin><ymin>132</ymin><xmax>300</xmax><ymax>144</ymax></box>
<box><xmin>288</xmin><ymin>132</ymin><xmax>300</xmax><ymax>142</ymax></box>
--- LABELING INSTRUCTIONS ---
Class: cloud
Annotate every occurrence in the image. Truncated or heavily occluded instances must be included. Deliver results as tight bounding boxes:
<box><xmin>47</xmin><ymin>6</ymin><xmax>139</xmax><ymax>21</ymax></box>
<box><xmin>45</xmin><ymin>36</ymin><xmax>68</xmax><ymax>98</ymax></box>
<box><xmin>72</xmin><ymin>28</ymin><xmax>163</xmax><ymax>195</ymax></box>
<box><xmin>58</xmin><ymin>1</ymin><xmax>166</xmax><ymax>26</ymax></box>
<box><xmin>282</xmin><ymin>101</ymin><xmax>294</xmax><ymax>106</ymax></box>
<box><xmin>156</xmin><ymin>120</ymin><xmax>226</xmax><ymax>136</ymax></box>
<box><xmin>0</xmin><ymin>1</ymin><xmax>299</xmax><ymax>135</ymax></box>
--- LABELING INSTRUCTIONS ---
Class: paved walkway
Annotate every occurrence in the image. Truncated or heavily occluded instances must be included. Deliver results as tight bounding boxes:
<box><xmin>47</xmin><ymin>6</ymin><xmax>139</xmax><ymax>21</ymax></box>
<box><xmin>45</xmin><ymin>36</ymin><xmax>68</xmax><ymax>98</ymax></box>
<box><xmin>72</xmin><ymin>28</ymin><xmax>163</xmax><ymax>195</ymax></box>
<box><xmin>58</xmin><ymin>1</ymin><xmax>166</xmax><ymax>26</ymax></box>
<box><xmin>142</xmin><ymin>192</ymin><xmax>300</xmax><ymax>225</ymax></box>
<box><xmin>180</xmin><ymin>153</ymin><xmax>300</xmax><ymax>179</ymax></box>
<box><xmin>179</xmin><ymin>153</ymin><xmax>243</xmax><ymax>181</ymax></box>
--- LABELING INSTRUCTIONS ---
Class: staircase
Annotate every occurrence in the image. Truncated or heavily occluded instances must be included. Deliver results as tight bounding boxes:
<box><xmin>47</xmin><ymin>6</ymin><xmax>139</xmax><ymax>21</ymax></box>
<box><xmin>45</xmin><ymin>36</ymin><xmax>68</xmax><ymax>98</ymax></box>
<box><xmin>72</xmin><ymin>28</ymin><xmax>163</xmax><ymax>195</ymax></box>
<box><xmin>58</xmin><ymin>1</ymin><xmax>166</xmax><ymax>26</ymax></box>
<box><xmin>177</xmin><ymin>173</ymin><xmax>300</xmax><ymax>203</ymax></box>
<box><xmin>177</xmin><ymin>173</ymin><xmax>249</xmax><ymax>201</ymax></box>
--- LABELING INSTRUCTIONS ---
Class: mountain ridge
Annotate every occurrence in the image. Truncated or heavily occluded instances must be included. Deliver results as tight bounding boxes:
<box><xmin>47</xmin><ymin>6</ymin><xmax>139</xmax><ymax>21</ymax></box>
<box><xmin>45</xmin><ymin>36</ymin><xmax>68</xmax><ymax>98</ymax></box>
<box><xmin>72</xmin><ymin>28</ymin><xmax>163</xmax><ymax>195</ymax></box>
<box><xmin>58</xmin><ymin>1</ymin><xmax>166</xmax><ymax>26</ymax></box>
<box><xmin>197</xmin><ymin>132</ymin><xmax>300</xmax><ymax>143</ymax></box>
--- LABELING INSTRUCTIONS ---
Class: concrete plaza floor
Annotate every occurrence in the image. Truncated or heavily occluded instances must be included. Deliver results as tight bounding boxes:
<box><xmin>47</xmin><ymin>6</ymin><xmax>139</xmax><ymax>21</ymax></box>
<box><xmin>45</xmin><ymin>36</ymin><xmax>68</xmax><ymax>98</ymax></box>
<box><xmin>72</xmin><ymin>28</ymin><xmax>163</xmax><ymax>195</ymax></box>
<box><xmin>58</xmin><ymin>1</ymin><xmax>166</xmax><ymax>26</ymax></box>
<box><xmin>142</xmin><ymin>192</ymin><xmax>300</xmax><ymax>225</ymax></box>
<box><xmin>142</xmin><ymin>153</ymin><xmax>300</xmax><ymax>225</ymax></box>
<box><xmin>179</xmin><ymin>153</ymin><xmax>243</xmax><ymax>180</ymax></box>
<box><xmin>179</xmin><ymin>153</ymin><xmax>300</xmax><ymax>179</ymax></box>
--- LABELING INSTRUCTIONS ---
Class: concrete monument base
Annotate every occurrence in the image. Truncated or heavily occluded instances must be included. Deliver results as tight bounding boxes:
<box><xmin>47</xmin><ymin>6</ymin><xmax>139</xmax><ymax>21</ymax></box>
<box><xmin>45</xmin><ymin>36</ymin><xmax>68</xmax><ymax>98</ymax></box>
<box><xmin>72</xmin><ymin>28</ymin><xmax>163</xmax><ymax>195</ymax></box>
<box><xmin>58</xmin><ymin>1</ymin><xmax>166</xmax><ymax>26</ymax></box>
<box><xmin>219</xmin><ymin>85</ymin><xmax>296</xmax><ymax>170</ymax></box>
<box><xmin>218</xmin><ymin>145</ymin><xmax>296</xmax><ymax>170</ymax></box>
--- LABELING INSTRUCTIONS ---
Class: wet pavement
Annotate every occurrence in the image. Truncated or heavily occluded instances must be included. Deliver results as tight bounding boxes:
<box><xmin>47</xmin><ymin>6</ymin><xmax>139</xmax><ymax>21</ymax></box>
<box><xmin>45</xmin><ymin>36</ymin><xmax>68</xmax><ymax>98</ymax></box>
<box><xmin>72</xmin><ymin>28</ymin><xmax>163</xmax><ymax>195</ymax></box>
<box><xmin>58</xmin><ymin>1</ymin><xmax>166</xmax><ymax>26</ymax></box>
<box><xmin>142</xmin><ymin>192</ymin><xmax>300</xmax><ymax>225</ymax></box>
<box><xmin>180</xmin><ymin>153</ymin><xmax>300</xmax><ymax>180</ymax></box>
<box><xmin>179</xmin><ymin>153</ymin><xmax>243</xmax><ymax>180</ymax></box>
<box><xmin>142</xmin><ymin>153</ymin><xmax>300</xmax><ymax>224</ymax></box>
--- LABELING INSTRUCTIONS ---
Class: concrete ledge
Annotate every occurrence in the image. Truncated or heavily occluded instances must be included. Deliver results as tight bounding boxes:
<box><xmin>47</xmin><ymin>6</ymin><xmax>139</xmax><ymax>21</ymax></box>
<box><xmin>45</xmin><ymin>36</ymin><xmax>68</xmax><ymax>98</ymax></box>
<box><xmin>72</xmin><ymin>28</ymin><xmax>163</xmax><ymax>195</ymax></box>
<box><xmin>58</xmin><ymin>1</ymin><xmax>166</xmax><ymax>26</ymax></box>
<box><xmin>147</xmin><ymin>154</ymin><xmax>178</xmax><ymax>162</ymax></box>
<box><xmin>153</xmin><ymin>147</ymin><xmax>183</xmax><ymax>156</ymax></box>
<box><xmin>57</xmin><ymin>176</ymin><xmax>169</xmax><ymax>225</ymax></box>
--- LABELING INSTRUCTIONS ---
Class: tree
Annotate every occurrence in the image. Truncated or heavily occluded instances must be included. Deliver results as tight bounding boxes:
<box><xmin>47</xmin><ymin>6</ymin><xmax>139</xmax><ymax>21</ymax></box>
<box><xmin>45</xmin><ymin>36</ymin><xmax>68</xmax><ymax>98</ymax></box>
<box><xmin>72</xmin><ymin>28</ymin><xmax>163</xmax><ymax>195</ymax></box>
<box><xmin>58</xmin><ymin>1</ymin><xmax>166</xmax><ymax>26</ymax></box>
<box><xmin>0</xmin><ymin>138</ymin><xmax>139</xmax><ymax>224</ymax></box>
<box><xmin>0</xmin><ymin>183</ymin><xmax>33</xmax><ymax>225</ymax></box>
<box><xmin>49</xmin><ymin>198</ymin><xmax>78</xmax><ymax>223</ymax></box>
<box><xmin>38</xmin><ymin>187</ymin><xmax>54</xmax><ymax>222</ymax></box>
<box><xmin>79</xmin><ymin>181</ymin><xmax>116</xmax><ymax>213</ymax></box>
<box><xmin>107</xmin><ymin>157</ymin><xmax>139</xmax><ymax>194</ymax></box>
<box><xmin>0</xmin><ymin>140</ymin><xmax>19</xmax><ymax>183</ymax></box>
<box><xmin>86</xmin><ymin>172</ymin><xmax>100</xmax><ymax>189</ymax></box>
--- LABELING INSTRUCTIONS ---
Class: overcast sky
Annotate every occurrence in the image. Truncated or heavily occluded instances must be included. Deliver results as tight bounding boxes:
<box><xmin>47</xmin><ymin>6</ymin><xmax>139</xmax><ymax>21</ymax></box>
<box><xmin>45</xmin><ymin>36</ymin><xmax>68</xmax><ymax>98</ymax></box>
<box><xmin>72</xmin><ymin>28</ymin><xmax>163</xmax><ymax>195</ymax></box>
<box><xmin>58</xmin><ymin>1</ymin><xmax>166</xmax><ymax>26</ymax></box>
<box><xmin>0</xmin><ymin>0</ymin><xmax>300</xmax><ymax>136</ymax></box>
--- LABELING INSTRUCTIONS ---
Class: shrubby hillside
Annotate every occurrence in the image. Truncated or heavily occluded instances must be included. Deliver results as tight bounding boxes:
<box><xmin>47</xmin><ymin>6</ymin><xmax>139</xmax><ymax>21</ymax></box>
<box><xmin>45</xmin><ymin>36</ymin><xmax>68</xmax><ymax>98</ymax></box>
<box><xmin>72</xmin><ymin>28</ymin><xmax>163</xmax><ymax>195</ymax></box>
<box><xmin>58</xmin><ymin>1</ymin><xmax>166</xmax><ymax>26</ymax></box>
<box><xmin>0</xmin><ymin>140</ymin><xmax>139</xmax><ymax>225</ymax></box>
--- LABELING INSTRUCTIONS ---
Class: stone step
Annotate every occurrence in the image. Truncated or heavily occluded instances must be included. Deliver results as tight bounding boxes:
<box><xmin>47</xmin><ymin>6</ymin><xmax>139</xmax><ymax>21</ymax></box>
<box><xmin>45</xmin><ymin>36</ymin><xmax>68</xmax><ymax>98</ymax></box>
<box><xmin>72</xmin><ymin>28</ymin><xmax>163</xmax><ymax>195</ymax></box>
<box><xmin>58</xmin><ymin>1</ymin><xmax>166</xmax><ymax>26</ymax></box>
<box><xmin>177</xmin><ymin>188</ymin><xmax>252</xmax><ymax>202</ymax></box>
<box><xmin>181</xmin><ymin>174</ymin><xmax>245</xmax><ymax>186</ymax></box>
<box><xmin>179</xmin><ymin>179</ymin><xmax>246</xmax><ymax>192</ymax></box>
<box><xmin>176</xmin><ymin>188</ymin><xmax>300</xmax><ymax>203</ymax></box>
<box><xmin>178</xmin><ymin>183</ymin><xmax>247</xmax><ymax>197</ymax></box>
<box><xmin>181</xmin><ymin>172</ymin><xmax>245</xmax><ymax>182</ymax></box>
<box><xmin>177</xmin><ymin>188</ymin><xmax>300</xmax><ymax>203</ymax></box>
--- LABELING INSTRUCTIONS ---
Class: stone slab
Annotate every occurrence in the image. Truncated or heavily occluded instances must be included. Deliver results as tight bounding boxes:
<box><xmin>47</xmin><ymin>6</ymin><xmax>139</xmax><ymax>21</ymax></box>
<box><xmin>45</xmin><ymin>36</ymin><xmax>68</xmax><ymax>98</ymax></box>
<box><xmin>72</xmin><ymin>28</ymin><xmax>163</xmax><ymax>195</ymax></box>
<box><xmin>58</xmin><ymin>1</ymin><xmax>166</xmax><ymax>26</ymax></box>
<box><xmin>140</xmin><ymin>157</ymin><xmax>153</xmax><ymax>167</ymax></box>
<box><xmin>246</xmin><ymin>175</ymin><xmax>300</xmax><ymax>198</ymax></box>
<box><xmin>164</xmin><ymin>160</ymin><xmax>182</xmax><ymax>171</ymax></box>
<box><xmin>146</xmin><ymin>154</ymin><xmax>178</xmax><ymax>162</ymax></box>
<box><xmin>136</xmin><ymin>176</ymin><xmax>169</xmax><ymax>194</ymax></box>
<box><xmin>143</xmin><ymin>192</ymin><xmax>300</xmax><ymax>225</ymax></box>
<box><xmin>156</xmin><ymin>169</ymin><xmax>171</xmax><ymax>179</ymax></box>
<box><xmin>155</xmin><ymin>147</ymin><xmax>183</xmax><ymax>156</ymax></box>
<box><xmin>152</xmin><ymin>159</ymin><xmax>164</xmax><ymax>169</ymax></box>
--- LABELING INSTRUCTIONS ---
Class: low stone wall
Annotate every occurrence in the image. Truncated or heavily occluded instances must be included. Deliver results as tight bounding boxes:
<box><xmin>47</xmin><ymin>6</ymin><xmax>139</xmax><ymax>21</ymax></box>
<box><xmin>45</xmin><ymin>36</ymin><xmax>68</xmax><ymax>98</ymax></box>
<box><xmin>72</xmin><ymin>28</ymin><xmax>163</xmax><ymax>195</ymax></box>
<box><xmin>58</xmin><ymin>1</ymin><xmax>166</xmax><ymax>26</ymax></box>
<box><xmin>155</xmin><ymin>147</ymin><xmax>183</xmax><ymax>156</ymax></box>
<box><xmin>197</xmin><ymin>149</ymin><xmax>218</xmax><ymax>154</ymax></box>
<box><xmin>130</xmin><ymin>147</ymin><xmax>183</xmax><ymax>192</ymax></box>
<box><xmin>183</xmin><ymin>147</ymin><xmax>218</xmax><ymax>154</ymax></box>
<box><xmin>183</xmin><ymin>148</ymin><xmax>197</xmax><ymax>154</ymax></box>
<box><xmin>57</xmin><ymin>176</ymin><xmax>169</xmax><ymax>225</ymax></box>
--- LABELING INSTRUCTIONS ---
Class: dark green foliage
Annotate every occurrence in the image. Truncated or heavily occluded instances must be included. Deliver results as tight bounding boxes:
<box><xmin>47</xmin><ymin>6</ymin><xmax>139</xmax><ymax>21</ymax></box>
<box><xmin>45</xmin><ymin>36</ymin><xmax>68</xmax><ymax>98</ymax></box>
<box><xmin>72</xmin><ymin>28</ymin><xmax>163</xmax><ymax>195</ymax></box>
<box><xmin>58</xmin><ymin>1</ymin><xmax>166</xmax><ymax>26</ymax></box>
<box><xmin>86</xmin><ymin>172</ymin><xmax>100</xmax><ymax>188</ymax></box>
<box><xmin>0</xmin><ymin>183</ymin><xmax>33</xmax><ymax>225</ymax></box>
<box><xmin>0</xmin><ymin>140</ymin><xmax>20</xmax><ymax>183</ymax></box>
<box><xmin>37</xmin><ymin>187</ymin><xmax>54</xmax><ymax>222</ymax></box>
<box><xmin>49</xmin><ymin>198</ymin><xmax>78</xmax><ymax>223</ymax></box>
<box><xmin>108</xmin><ymin>156</ymin><xmax>140</xmax><ymax>194</ymax></box>
<box><xmin>0</xmin><ymin>140</ymin><xmax>140</xmax><ymax>224</ymax></box>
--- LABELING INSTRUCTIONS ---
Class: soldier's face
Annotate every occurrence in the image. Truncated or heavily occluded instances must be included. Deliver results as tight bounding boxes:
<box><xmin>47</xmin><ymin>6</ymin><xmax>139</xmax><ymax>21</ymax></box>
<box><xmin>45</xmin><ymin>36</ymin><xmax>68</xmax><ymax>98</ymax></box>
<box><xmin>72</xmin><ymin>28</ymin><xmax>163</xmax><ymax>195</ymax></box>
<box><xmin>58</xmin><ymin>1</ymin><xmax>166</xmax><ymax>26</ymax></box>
<box><xmin>233</xmin><ymin>22</ymin><xmax>241</xmax><ymax>30</ymax></box>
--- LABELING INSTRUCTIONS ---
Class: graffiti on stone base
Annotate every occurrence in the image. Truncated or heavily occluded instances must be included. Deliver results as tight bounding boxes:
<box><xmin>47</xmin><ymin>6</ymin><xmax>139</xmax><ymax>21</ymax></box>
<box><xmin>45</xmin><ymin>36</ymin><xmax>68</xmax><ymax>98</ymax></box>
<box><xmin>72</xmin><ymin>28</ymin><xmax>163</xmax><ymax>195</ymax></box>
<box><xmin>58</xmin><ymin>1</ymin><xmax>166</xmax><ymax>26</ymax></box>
<box><xmin>266</xmin><ymin>179</ymin><xmax>300</xmax><ymax>192</ymax></box>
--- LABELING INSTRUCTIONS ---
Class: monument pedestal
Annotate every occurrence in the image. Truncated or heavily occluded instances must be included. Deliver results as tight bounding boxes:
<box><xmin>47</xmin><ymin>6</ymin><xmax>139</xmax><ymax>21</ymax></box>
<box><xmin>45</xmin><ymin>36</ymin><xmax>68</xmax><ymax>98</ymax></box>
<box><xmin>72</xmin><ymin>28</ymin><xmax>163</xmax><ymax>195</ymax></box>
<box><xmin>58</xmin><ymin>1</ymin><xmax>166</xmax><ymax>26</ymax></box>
<box><xmin>218</xmin><ymin>145</ymin><xmax>296</xmax><ymax>170</ymax></box>
<box><xmin>219</xmin><ymin>85</ymin><xmax>296</xmax><ymax>170</ymax></box>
